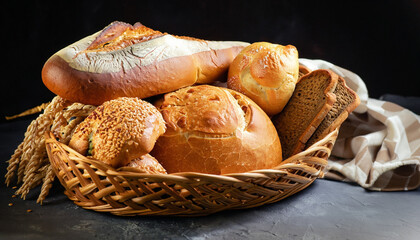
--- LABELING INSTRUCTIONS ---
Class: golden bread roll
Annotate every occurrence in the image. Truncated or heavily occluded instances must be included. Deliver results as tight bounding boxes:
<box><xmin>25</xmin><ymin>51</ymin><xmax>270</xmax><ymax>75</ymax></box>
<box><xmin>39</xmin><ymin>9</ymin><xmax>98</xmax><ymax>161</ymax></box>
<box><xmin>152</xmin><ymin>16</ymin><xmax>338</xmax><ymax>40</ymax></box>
<box><xmin>69</xmin><ymin>97</ymin><xmax>166</xmax><ymax>168</ymax></box>
<box><xmin>227</xmin><ymin>42</ymin><xmax>299</xmax><ymax>116</ymax></box>
<box><xmin>42</xmin><ymin>21</ymin><xmax>249</xmax><ymax>105</ymax></box>
<box><xmin>125</xmin><ymin>154</ymin><xmax>167</xmax><ymax>174</ymax></box>
<box><xmin>151</xmin><ymin>85</ymin><xmax>282</xmax><ymax>174</ymax></box>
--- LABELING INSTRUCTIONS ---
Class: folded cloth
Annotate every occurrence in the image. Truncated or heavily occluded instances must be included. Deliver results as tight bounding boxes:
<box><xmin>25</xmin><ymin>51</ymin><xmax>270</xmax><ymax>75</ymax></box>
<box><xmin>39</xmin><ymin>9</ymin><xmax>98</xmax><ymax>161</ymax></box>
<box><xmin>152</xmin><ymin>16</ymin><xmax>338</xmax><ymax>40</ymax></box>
<box><xmin>300</xmin><ymin>59</ymin><xmax>420</xmax><ymax>191</ymax></box>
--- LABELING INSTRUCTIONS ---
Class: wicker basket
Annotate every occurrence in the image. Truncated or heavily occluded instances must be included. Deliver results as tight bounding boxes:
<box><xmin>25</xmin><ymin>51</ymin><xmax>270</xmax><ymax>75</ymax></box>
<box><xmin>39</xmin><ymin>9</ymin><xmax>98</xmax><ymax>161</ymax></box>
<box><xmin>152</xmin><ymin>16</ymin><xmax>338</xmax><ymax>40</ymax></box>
<box><xmin>44</xmin><ymin>128</ymin><xmax>338</xmax><ymax>217</ymax></box>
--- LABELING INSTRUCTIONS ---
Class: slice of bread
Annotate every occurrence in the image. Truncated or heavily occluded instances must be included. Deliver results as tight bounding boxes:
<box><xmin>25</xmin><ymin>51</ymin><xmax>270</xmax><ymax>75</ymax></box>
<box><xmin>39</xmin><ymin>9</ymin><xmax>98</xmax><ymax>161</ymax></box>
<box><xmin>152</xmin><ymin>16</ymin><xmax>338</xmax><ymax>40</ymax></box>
<box><xmin>298</xmin><ymin>64</ymin><xmax>311</xmax><ymax>79</ymax></box>
<box><xmin>305</xmin><ymin>75</ymin><xmax>360</xmax><ymax>148</ymax></box>
<box><xmin>272</xmin><ymin>69</ymin><xmax>338</xmax><ymax>159</ymax></box>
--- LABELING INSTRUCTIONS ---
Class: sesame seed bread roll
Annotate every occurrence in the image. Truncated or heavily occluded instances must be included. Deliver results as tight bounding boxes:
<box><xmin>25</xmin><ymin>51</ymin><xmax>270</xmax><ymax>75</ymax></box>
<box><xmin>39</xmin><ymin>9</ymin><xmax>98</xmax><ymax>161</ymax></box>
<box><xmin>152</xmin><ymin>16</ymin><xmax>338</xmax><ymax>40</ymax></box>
<box><xmin>69</xmin><ymin>97</ymin><xmax>166</xmax><ymax>168</ymax></box>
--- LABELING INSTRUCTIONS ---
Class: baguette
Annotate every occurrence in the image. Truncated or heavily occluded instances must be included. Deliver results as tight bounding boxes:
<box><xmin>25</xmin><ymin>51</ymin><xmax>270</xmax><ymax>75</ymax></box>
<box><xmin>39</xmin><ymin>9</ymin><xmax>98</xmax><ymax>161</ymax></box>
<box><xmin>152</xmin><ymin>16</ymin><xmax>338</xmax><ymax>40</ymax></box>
<box><xmin>42</xmin><ymin>21</ymin><xmax>249</xmax><ymax>105</ymax></box>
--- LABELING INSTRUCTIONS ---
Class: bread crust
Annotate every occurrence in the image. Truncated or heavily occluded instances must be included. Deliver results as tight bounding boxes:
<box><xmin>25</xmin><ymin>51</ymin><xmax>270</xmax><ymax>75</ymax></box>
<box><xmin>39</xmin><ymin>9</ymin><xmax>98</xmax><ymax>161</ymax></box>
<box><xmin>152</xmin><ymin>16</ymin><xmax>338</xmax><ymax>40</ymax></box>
<box><xmin>298</xmin><ymin>64</ymin><xmax>311</xmax><ymax>80</ymax></box>
<box><xmin>305</xmin><ymin>75</ymin><xmax>360</xmax><ymax>147</ymax></box>
<box><xmin>42</xmin><ymin>21</ymin><xmax>248</xmax><ymax>105</ymax></box>
<box><xmin>151</xmin><ymin>85</ymin><xmax>282</xmax><ymax>174</ymax></box>
<box><xmin>125</xmin><ymin>154</ymin><xmax>167</xmax><ymax>174</ymax></box>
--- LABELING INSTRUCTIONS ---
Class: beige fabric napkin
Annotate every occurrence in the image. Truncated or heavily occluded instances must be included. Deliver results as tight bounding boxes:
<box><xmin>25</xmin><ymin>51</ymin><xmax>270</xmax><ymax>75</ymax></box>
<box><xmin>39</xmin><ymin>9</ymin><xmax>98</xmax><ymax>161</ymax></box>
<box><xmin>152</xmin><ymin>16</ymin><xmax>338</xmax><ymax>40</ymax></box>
<box><xmin>300</xmin><ymin>59</ymin><xmax>420</xmax><ymax>191</ymax></box>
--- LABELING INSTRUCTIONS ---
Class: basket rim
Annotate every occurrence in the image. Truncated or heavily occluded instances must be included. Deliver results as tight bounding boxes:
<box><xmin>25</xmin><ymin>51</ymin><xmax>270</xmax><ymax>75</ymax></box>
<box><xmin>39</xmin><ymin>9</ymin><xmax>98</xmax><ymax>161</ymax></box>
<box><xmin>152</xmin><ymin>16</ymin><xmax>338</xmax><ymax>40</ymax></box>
<box><xmin>44</xmin><ymin>128</ymin><xmax>338</xmax><ymax>179</ymax></box>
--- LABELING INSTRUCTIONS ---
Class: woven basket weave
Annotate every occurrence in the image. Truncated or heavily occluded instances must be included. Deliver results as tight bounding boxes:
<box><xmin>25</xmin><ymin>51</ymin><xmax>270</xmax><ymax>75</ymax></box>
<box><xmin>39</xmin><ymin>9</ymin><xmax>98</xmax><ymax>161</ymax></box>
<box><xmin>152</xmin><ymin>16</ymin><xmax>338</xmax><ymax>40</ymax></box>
<box><xmin>44</xmin><ymin>128</ymin><xmax>338</xmax><ymax>216</ymax></box>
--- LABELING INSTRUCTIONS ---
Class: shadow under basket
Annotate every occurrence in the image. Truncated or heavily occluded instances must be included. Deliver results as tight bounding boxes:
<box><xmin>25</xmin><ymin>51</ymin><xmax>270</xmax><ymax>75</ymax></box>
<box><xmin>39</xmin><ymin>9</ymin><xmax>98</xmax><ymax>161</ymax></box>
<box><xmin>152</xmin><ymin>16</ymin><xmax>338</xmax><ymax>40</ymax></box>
<box><xmin>44</xmin><ymin>128</ymin><xmax>338</xmax><ymax>217</ymax></box>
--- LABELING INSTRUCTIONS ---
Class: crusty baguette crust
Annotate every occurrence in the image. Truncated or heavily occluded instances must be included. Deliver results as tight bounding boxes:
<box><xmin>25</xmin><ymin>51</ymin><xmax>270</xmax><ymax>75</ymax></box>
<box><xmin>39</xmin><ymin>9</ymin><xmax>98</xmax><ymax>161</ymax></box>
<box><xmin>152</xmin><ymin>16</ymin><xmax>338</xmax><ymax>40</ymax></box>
<box><xmin>42</xmin><ymin>22</ymin><xmax>248</xmax><ymax>105</ymax></box>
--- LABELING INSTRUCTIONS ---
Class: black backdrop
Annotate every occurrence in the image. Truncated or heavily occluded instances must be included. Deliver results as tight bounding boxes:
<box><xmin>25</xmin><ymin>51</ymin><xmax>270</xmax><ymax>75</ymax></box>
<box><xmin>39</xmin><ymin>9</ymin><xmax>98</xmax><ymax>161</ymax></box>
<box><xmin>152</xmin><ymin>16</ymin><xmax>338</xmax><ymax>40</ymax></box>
<box><xmin>2</xmin><ymin>0</ymin><xmax>420</xmax><ymax>121</ymax></box>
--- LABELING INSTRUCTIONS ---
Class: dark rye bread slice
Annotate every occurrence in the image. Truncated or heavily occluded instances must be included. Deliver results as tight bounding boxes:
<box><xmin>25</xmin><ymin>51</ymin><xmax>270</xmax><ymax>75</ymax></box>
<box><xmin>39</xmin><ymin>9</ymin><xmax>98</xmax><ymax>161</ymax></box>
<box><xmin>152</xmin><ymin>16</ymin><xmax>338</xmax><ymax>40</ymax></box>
<box><xmin>298</xmin><ymin>64</ymin><xmax>311</xmax><ymax>79</ymax></box>
<box><xmin>272</xmin><ymin>69</ymin><xmax>338</xmax><ymax>159</ymax></box>
<box><xmin>305</xmin><ymin>75</ymin><xmax>360</xmax><ymax>148</ymax></box>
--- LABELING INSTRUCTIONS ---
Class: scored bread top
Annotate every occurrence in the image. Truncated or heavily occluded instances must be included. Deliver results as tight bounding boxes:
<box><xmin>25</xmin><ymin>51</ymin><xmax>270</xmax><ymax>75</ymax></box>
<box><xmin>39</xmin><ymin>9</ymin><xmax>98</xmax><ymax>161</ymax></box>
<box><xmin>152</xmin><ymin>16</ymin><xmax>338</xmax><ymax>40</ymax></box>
<box><xmin>272</xmin><ymin>69</ymin><xmax>338</xmax><ymax>159</ymax></box>
<box><xmin>53</xmin><ymin>21</ymin><xmax>248</xmax><ymax>74</ymax></box>
<box><xmin>152</xmin><ymin>85</ymin><xmax>282</xmax><ymax>174</ymax></box>
<box><xmin>156</xmin><ymin>85</ymin><xmax>249</xmax><ymax>137</ymax></box>
<box><xmin>84</xmin><ymin>22</ymin><xmax>165</xmax><ymax>53</ymax></box>
<box><xmin>42</xmin><ymin>21</ymin><xmax>249</xmax><ymax>105</ymax></box>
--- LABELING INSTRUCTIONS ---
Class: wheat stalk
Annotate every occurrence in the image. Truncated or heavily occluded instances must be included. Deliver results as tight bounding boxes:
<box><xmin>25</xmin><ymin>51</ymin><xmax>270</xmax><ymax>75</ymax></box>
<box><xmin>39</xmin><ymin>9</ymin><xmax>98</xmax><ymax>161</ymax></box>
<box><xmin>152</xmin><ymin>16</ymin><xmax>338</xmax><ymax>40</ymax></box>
<box><xmin>5</xmin><ymin>96</ymin><xmax>95</xmax><ymax>203</ymax></box>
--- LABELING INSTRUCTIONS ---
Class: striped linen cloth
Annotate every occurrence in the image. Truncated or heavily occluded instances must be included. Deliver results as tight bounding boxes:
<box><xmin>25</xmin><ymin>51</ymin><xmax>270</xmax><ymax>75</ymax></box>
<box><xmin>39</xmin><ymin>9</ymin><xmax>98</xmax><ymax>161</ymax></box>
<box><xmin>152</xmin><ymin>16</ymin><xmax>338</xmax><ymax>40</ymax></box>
<box><xmin>300</xmin><ymin>59</ymin><xmax>420</xmax><ymax>191</ymax></box>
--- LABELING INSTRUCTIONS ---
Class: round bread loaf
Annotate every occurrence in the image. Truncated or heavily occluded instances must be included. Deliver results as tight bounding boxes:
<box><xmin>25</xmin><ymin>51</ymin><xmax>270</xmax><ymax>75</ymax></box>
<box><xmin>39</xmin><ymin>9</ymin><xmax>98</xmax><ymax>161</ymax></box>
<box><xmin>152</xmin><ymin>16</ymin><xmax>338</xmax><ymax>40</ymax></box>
<box><xmin>69</xmin><ymin>97</ymin><xmax>166</xmax><ymax>168</ymax></box>
<box><xmin>151</xmin><ymin>85</ymin><xmax>282</xmax><ymax>174</ymax></box>
<box><xmin>42</xmin><ymin>21</ymin><xmax>249</xmax><ymax>105</ymax></box>
<box><xmin>227</xmin><ymin>42</ymin><xmax>299</xmax><ymax>116</ymax></box>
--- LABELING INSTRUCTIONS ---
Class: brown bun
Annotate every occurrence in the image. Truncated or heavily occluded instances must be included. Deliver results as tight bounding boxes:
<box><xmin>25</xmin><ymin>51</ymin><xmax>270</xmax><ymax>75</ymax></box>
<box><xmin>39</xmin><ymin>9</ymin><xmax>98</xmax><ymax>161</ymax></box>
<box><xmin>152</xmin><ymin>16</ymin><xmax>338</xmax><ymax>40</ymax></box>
<box><xmin>42</xmin><ymin>21</ymin><xmax>249</xmax><ymax>105</ymax></box>
<box><xmin>227</xmin><ymin>42</ymin><xmax>299</xmax><ymax>116</ymax></box>
<box><xmin>69</xmin><ymin>97</ymin><xmax>166</xmax><ymax>168</ymax></box>
<box><xmin>125</xmin><ymin>154</ymin><xmax>167</xmax><ymax>174</ymax></box>
<box><xmin>151</xmin><ymin>85</ymin><xmax>282</xmax><ymax>174</ymax></box>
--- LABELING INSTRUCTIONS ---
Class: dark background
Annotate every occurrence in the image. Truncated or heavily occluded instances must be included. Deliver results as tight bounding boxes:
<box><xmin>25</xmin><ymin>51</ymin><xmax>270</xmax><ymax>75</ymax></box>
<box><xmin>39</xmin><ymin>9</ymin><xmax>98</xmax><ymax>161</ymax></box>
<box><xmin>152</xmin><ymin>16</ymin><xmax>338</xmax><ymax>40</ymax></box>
<box><xmin>1</xmin><ymin>2</ymin><xmax>420</xmax><ymax>238</ymax></box>
<box><xmin>2</xmin><ymin>0</ymin><xmax>420</xmax><ymax>121</ymax></box>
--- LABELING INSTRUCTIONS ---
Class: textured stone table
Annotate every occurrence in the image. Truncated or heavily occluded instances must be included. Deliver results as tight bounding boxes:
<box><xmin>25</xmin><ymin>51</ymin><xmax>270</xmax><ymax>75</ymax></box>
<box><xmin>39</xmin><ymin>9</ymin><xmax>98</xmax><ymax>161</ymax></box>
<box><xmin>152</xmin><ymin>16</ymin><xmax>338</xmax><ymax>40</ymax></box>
<box><xmin>1</xmin><ymin>117</ymin><xmax>419</xmax><ymax>240</ymax></box>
